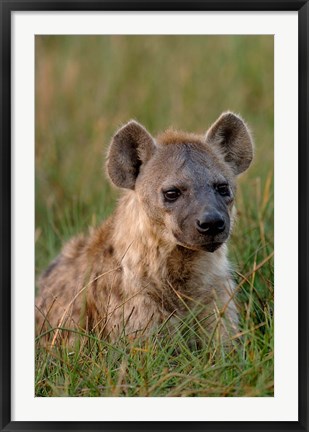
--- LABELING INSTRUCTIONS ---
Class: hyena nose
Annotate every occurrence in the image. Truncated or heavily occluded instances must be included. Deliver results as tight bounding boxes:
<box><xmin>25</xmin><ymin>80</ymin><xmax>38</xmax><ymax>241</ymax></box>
<box><xmin>196</xmin><ymin>212</ymin><xmax>226</xmax><ymax>236</ymax></box>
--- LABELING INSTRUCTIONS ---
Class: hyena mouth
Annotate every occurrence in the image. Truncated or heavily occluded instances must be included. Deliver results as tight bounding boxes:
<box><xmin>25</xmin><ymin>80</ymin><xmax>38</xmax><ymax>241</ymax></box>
<box><xmin>202</xmin><ymin>242</ymin><xmax>223</xmax><ymax>253</ymax></box>
<box><xmin>173</xmin><ymin>232</ymin><xmax>224</xmax><ymax>253</ymax></box>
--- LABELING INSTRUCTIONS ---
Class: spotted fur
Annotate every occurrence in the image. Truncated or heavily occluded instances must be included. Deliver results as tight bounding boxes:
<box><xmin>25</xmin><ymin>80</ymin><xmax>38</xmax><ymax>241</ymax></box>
<box><xmin>36</xmin><ymin>112</ymin><xmax>253</xmax><ymax>344</ymax></box>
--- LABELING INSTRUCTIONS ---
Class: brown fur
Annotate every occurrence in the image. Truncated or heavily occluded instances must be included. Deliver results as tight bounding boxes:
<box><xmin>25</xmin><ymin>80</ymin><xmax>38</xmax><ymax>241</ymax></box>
<box><xmin>36</xmin><ymin>112</ymin><xmax>253</xmax><ymax>344</ymax></box>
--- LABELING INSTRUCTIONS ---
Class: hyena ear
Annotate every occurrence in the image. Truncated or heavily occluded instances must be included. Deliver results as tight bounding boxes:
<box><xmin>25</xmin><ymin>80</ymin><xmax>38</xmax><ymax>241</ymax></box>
<box><xmin>107</xmin><ymin>120</ymin><xmax>156</xmax><ymax>189</ymax></box>
<box><xmin>205</xmin><ymin>112</ymin><xmax>254</xmax><ymax>175</ymax></box>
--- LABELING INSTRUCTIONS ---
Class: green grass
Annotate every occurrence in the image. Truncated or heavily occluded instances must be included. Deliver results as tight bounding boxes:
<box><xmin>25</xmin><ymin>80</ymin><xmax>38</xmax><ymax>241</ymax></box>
<box><xmin>35</xmin><ymin>35</ymin><xmax>274</xmax><ymax>397</ymax></box>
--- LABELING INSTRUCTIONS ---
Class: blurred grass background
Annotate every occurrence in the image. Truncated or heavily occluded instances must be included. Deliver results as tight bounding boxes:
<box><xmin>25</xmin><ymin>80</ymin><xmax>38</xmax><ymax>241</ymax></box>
<box><xmin>35</xmin><ymin>35</ymin><xmax>274</xmax><ymax>397</ymax></box>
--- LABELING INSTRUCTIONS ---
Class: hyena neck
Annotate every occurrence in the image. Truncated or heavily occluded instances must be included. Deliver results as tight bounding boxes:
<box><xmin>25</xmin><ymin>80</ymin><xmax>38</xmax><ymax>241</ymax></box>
<box><xmin>111</xmin><ymin>191</ymin><xmax>229</xmax><ymax>285</ymax></box>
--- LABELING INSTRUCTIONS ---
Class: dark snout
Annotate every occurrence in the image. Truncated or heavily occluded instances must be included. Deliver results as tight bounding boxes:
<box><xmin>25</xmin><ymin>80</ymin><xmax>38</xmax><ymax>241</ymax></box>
<box><xmin>196</xmin><ymin>211</ymin><xmax>226</xmax><ymax>236</ymax></box>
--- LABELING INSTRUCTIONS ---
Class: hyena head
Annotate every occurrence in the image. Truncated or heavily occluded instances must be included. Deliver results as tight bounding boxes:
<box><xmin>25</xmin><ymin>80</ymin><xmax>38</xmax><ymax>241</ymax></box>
<box><xmin>107</xmin><ymin>112</ymin><xmax>253</xmax><ymax>253</ymax></box>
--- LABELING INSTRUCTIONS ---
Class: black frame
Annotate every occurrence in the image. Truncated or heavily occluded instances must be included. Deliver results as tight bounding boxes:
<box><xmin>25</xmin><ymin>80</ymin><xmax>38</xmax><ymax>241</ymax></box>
<box><xmin>1</xmin><ymin>1</ymin><xmax>308</xmax><ymax>431</ymax></box>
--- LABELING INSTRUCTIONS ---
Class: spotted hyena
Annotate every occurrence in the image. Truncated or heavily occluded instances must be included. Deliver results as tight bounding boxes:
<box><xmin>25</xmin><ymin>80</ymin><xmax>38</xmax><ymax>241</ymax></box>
<box><xmin>36</xmin><ymin>112</ymin><xmax>253</xmax><ymax>344</ymax></box>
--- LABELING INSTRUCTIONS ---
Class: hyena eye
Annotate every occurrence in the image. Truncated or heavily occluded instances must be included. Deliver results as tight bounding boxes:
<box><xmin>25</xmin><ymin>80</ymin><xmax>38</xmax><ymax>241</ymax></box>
<box><xmin>163</xmin><ymin>188</ymin><xmax>181</xmax><ymax>202</ymax></box>
<box><xmin>215</xmin><ymin>183</ymin><xmax>230</xmax><ymax>197</ymax></box>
